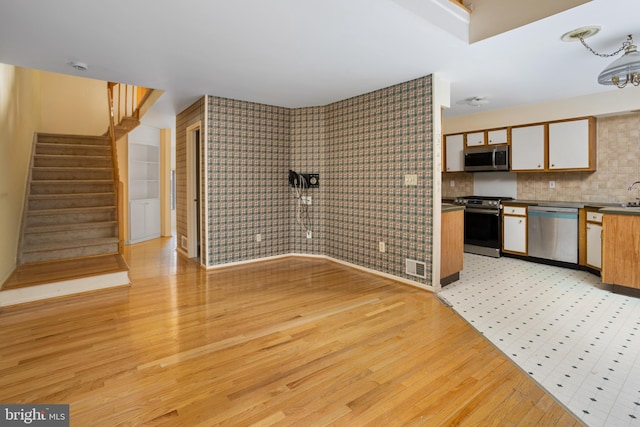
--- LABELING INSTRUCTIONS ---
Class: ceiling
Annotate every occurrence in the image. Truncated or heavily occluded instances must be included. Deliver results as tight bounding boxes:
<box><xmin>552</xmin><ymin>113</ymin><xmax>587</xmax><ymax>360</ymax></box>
<box><xmin>0</xmin><ymin>0</ymin><xmax>638</xmax><ymax>128</ymax></box>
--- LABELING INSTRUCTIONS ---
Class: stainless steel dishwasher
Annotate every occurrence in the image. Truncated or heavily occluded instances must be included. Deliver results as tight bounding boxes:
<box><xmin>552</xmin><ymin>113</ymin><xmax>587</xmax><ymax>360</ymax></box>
<box><xmin>527</xmin><ymin>206</ymin><xmax>579</xmax><ymax>264</ymax></box>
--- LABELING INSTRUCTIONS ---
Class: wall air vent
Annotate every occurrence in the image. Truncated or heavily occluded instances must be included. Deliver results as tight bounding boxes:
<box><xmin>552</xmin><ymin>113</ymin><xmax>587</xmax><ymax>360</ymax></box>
<box><xmin>181</xmin><ymin>236</ymin><xmax>188</xmax><ymax>249</ymax></box>
<box><xmin>406</xmin><ymin>258</ymin><xmax>426</xmax><ymax>279</ymax></box>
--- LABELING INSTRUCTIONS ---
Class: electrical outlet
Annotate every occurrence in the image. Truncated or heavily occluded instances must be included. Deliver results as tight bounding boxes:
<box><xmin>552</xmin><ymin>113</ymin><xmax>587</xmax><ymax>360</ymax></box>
<box><xmin>306</xmin><ymin>230</ymin><xmax>312</xmax><ymax>239</ymax></box>
<box><xmin>379</xmin><ymin>241</ymin><xmax>386</xmax><ymax>253</ymax></box>
<box><xmin>301</xmin><ymin>196</ymin><xmax>312</xmax><ymax>205</ymax></box>
<box><xmin>404</xmin><ymin>174</ymin><xmax>418</xmax><ymax>186</ymax></box>
<box><xmin>450</xmin><ymin>180</ymin><xmax>455</xmax><ymax>188</ymax></box>
<box><xmin>256</xmin><ymin>233</ymin><xmax>262</xmax><ymax>242</ymax></box>
<box><xmin>549</xmin><ymin>181</ymin><xmax>556</xmax><ymax>189</ymax></box>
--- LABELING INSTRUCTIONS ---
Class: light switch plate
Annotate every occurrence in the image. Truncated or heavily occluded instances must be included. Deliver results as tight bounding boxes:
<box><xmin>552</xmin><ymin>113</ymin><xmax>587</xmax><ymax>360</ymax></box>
<box><xmin>404</xmin><ymin>174</ymin><xmax>418</xmax><ymax>186</ymax></box>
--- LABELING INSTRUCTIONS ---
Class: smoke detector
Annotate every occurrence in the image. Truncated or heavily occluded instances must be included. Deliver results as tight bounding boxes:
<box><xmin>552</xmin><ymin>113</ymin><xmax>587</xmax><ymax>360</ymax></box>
<box><xmin>69</xmin><ymin>61</ymin><xmax>89</xmax><ymax>71</ymax></box>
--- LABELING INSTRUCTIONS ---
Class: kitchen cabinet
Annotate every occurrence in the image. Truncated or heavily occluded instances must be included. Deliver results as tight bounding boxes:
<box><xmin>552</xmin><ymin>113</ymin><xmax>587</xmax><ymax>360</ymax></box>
<box><xmin>548</xmin><ymin>118</ymin><xmax>595</xmax><ymax>170</ymax></box>
<box><xmin>511</xmin><ymin>117</ymin><xmax>596</xmax><ymax>172</ymax></box>
<box><xmin>444</xmin><ymin>134</ymin><xmax>464</xmax><ymax>172</ymax></box>
<box><xmin>466</xmin><ymin>131</ymin><xmax>485</xmax><ymax>147</ymax></box>
<box><xmin>128</xmin><ymin>142</ymin><xmax>160</xmax><ymax>244</ymax></box>
<box><xmin>130</xmin><ymin>199</ymin><xmax>161</xmax><ymax>243</ymax></box>
<box><xmin>602</xmin><ymin>213</ymin><xmax>640</xmax><ymax>289</ymax></box>
<box><xmin>441</xmin><ymin>206</ymin><xmax>464</xmax><ymax>285</ymax></box>
<box><xmin>487</xmin><ymin>128</ymin><xmax>508</xmax><ymax>145</ymax></box>
<box><xmin>502</xmin><ymin>205</ymin><xmax>527</xmax><ymax>255</ymax></box>
<box><xmin>585</xmin><ymin>211</ymin><xmax>602</xmax><ymax>270</ymax></box>
<box><xmin>511</xmin><ymin>125</ymin><xmax>545</xmax><ymax>171</ymax></box>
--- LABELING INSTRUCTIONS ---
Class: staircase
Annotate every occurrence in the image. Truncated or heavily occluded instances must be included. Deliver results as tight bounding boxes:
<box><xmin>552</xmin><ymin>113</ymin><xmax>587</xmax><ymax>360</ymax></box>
<box><xmin>18</xmin><ymin>133</ymin><xmax>120</xmax><ymax>265</ymax></box>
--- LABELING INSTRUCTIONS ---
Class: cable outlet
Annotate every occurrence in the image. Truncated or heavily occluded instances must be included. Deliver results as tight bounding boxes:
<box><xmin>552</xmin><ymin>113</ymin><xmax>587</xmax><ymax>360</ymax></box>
<box><xmin>306</xmin><ymin>230</ymin><xmax>312</xmax><ymax>239</ymax></box>
<box><xmin>379</xmin><ymin>241</ymin><xmax>386</xmax><ymax>253</ymax></box>
<box><xmin>549</xmin><ymin>180</ymin><xmax>556</xmax><ymax>189</ymax></box>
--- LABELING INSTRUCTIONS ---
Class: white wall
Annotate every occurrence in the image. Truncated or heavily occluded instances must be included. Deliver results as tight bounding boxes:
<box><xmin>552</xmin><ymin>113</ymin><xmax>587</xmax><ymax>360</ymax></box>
<box><xmin>444</xmin><ymin>89</ymin><xmax>640</xmax><ymax>134</ymax></box>
<box><xmin>39</xmin><ymin>71</ymin><xmax>109</xmax><ymax>135</ymax></box>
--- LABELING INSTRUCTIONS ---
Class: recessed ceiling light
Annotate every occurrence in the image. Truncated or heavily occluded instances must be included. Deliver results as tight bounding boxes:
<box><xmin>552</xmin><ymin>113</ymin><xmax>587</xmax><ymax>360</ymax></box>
<box><xmin>69</xmin><ymin>61</ymin><xmax>88</xmax><ymax>71</ymax></box>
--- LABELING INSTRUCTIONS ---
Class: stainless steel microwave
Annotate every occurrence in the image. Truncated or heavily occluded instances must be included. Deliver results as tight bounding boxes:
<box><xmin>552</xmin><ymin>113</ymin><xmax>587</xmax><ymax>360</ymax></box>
<box><xmin>464</xmin><ymin>145</ymin><xmax>509</xmax><ymax>172</ymax></box>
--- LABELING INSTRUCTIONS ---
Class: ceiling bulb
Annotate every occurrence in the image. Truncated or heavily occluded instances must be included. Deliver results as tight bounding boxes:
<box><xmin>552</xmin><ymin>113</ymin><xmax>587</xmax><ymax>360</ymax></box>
<box><xmin>69</xmin><ymin>61</ymin><xmax>88</xmax><ymax>71</ymax></box>
<box><xmin>563</xmin><ymin>27</ymin><xmax>640</xmax><ymax>88</ymax></box>
<box><xmin>463</xmin><ymin>96</ymin><xmax>489</xmax><ymax>107</ymax></box>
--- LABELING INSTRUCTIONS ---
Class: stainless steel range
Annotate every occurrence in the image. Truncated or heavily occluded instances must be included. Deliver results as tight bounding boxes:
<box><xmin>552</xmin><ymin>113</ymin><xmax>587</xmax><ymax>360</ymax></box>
<box><xmin>453</xmin><ymin>195</ymin><xmax>513</xmax><ymax>258</ymax></box>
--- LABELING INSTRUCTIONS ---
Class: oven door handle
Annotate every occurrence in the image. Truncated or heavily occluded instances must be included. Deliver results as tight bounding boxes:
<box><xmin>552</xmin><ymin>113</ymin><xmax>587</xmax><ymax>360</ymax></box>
<box><xmin>465</xmin><ymin>207</ymin><xmax>500</xmax><ymax>216</ymax></box>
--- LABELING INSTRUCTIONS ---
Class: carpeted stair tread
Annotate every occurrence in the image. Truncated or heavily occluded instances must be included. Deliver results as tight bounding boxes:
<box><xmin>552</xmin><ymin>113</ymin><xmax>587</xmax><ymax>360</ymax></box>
<box><xmin>26</xmin><ymin>206</ymin><xmax>116</xmax><ymax>216</ymax></box>
<box><xmin>29</xmin><ymin>192</ymin><xmax>115</xmax><ymax>200</ymax></box>
<box><xmin>25</xmin><ymin>221</ymin><xmax>118</xmax><ymax>234</ymax></box>
<box><xmin>37</xmin><ymin>133</ymin><xmax>111</xmax><ymax>145</ymax></box>
<box><xmin>22</xmin><ymin>237</ymin><xmax>119</xmax><ymax>253</ymax></box>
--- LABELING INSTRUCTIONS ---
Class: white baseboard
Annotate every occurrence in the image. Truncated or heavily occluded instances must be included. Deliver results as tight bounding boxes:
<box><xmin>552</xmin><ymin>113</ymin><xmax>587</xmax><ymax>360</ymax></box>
<box><xmin>0</xmin><ymin>271</ymin><xmax>130</xmax><ymax>308</ymax></box>
<box><xmin>205</xmin><ymin>253</ymin><xmax>433</xmax><ymax>292</ymax></box>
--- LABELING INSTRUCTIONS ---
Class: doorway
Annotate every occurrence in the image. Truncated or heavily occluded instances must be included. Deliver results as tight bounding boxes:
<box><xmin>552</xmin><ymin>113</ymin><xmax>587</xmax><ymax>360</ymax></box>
<box><xmin>186</xmin><ymin>122</ymin><xmax>201</xmax><ymax>260</ymax></box>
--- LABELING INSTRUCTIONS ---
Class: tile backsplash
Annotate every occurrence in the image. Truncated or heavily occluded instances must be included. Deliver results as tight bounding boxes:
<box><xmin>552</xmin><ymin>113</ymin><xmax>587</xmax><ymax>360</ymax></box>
<box><xmin>442</xmin><ymin>112</ymin><xmax>640</xmax><ymax>203</ymax></box>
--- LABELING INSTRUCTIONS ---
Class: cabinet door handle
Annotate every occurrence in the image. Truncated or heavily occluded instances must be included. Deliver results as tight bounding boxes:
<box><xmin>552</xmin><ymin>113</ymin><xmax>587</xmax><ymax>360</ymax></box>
<box><xmin>519</xmin><ymin>219</ymin><xmax>522</xmax><ymax>224</ymax></box>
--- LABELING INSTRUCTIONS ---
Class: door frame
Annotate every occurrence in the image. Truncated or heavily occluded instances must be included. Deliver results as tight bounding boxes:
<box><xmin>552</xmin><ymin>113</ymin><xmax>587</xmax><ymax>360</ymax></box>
<box><xmin>186</xmin><ymin>121</ymin><xmax>201</xmax><ymax>259</ymax></box>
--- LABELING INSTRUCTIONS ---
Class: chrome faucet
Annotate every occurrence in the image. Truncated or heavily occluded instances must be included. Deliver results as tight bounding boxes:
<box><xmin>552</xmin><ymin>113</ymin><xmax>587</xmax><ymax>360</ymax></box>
<box><xmin>629</xmin><ymin>180</ymin><xmax>640</xmax><ymax>191</ymax></box>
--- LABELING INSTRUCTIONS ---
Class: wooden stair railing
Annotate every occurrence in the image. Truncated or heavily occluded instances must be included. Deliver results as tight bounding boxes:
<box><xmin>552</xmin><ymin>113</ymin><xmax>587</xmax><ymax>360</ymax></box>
<box><xmin>106</xmin><ymin>83</ymin><xmax>124</xmax><ymax>253</ymax></box>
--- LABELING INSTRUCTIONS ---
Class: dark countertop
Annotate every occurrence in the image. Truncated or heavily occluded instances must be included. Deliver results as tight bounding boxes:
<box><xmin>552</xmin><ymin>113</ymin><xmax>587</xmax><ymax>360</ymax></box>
<box><xmin>442</xmin><ymin>198</ymin><xmax>640</xmax><ymax>215</ymax></box>
<box><xmin>442</xmin><ymin>203</ymin><xmax>464</xmax><ymax>213</ymax></box>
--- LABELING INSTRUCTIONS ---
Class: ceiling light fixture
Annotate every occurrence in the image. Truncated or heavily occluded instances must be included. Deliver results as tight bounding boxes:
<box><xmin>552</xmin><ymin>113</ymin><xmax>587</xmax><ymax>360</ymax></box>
<box><xmin>460</xmin><ymin>96</ymin><xmax>489</xmax><ymax>107</ymax></box>
<box><xmin>69</xmin><ymin>61</ymin><xmax>88</xmax><ymax>72</ymax></box>
<box><xmin>562</xmin><ymin>26</ymin><xmax>640</xmax><ymax>88</ymax></box>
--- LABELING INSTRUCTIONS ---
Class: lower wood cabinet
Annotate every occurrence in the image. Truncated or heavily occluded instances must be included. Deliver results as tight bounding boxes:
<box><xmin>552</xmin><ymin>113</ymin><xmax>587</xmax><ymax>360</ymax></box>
<box><xmin>441</xmin><ymin>208</ymin><xmax>464</xmax><ymax>285</ymax></box>
<box><xmin>585</xmin><ymin>211</ymin><xmax>603</xmax><ymax>270</ymax></box>
<box><xmin>502</xmin><ymin>205</ymin><xmax>527</xmax><ymax>255</ymax></box>
<box><xmin>602</xmin><ymin>214</ymin><xmax>640</xmax><ymax>288</ymax></box>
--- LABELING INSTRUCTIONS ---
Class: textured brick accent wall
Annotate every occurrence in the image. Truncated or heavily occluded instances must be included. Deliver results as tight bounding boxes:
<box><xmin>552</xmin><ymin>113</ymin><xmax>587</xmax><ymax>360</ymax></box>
<box><xmin>517</xmin><ymin>113</ymin><xmax>640</xmax><ymax>203</ymax></box>
<box><xmin>326</xmin><ymin>76</ymin><xmax>433</xmax><ymax>284</ymax></box>
<box><xmin>290</xmin><ymin>107</ymin><xmax>325</xmax><ymax>254</ymax></box>
<box><xmin>177</xmin><ymin>77</ymin><xmax>435</xmax><ymax>285</ymax></box>
<box><xmin>206</xmin><ymin>97</ymin><xmax>291</xmax><ymax>265</ymax></box>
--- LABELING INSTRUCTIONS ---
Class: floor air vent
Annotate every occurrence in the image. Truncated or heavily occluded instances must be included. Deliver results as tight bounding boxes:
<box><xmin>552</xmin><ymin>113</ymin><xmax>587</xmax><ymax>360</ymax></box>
<box><xmin>406</xmin><ymin>258</ymin><xmax>426</xmax><ymax>279</ymax></box>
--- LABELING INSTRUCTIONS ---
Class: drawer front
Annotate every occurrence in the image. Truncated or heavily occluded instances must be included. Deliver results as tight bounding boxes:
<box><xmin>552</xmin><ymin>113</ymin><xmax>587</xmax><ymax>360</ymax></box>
<box><xmin>587</xmin><ymin>211</ymin><xmax>603</xmax><ymax>223</ymax></box>
<box><xmin>504</xmin><ymin>206</ymin><xmax>526</xmax><ymax>216</ymax></box>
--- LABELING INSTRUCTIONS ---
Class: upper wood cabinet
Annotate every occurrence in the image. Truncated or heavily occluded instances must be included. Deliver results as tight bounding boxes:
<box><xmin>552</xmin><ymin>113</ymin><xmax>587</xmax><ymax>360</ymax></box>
<box><xmin>487</xmin><ymin>128</ymin><xmax>508</xmax><ymax>145</ymax></box>
<box><xmin>548</xmin><ymin>118</ymin><xmax>595</xmax><ymax>170</ymax></box>
<box><xmin>444</xmin><ymin>133</ymin><xmax>464</xmax><ymax>172</ymax></box>
<box><xmin>511</xmin><ymin>117</ymin><xmax>596</xmax><ymax>172</ymax></box>
<box><xmin>465</xmin><ymin>131</ymin><xmax>485</xmax><ymax>147</ymax></box>
<box><xmin>511</xmin><ymin>124</ymin><xmax>545</xmax><ymax>171</ymax></box>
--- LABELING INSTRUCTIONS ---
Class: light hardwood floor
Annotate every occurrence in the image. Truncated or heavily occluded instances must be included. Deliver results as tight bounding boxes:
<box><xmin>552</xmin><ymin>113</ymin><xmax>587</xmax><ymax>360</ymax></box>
<box><xmin>0</xmin><ymin>237</ymin><xmax>581</xmax><ymax>426</ymax></box>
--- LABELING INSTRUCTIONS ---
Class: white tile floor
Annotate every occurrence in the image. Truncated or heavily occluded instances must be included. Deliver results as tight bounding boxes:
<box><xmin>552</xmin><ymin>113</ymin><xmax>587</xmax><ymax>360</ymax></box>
<box><xmin>439</xmin><ymin>254</ymin><xmax>640</xmax><ymax>427</ymax></box>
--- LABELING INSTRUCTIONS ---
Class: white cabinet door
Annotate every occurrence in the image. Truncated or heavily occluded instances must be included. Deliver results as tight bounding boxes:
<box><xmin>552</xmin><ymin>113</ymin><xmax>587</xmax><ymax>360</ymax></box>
<box><xmin>503</xmin><ymin>215</ymin><xmax>527</xmax><ymax>254</ymax></box>
<box><xmin>549</xmin><ymin>119</ymin><xmax>590</xmax><ymax>170</ymax></box>
<box><xmin>444</xmin><ymin>134</ymin><xmax>464</xmax><ymax>172</ymax></box>
<box><xmin>586</xmin><ymin>223</ymin><xmax>602</xmax><ymax>269</ymax></box>
<box><xmin>487</xmin><ymin>128</ymin><xmax>508</xmax><ymax>145</ymax></box>
<box><xmin>511</xmin><ymin>125</ymin><xmax>545</xmax><ymax>171</ymax></box>
<box><xmin>466</xmin><ymin>131</ymin><xmax>485</xmax><ymax>147</ymax></box>
<box><xmin>129</xmin><ymin>199</ymin><xmax>161</xmax><ymax>243</ymax></box>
